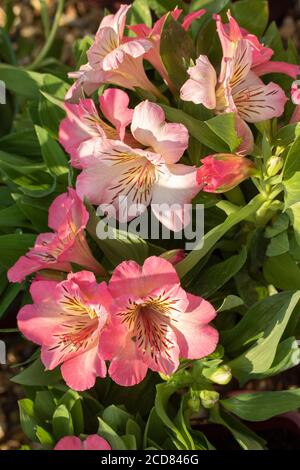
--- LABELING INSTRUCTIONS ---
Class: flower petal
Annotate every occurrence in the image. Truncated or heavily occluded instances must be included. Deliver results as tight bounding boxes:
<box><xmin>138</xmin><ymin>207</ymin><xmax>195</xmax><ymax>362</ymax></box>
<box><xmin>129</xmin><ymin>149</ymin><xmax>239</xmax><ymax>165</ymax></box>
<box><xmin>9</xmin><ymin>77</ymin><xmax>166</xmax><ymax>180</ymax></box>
<box><xmin>84</xmin><ymin>435</ymin><xmax>111</xmax><ymax>450</ymax></box>
<box><xmin>131</xmin><ymin>100</ymin><xmax>189</xmax><ymax>164</ymax></box>
<box><xmin>151</xmin><ymin>164</ymin><xmax>199</xmax><ymax>231</ymax></box>
<box><xmin>180</xmin><ymin>55</ymin><xmax>217</xmax><ymax>109</ymax></box>
<box><xmin>233</xmin><ymin>72</ymin><xmax>288</xmax><ymax>122</ymax></box>
<box><xmin>60</xmin><ymin>346</ymin><xmax>106</xmax><ymax>391</ymax></box>
<box><xmin>99</xmin><ymin>88</ymin><xmax>133</xmax><ymax>140</ymax></box>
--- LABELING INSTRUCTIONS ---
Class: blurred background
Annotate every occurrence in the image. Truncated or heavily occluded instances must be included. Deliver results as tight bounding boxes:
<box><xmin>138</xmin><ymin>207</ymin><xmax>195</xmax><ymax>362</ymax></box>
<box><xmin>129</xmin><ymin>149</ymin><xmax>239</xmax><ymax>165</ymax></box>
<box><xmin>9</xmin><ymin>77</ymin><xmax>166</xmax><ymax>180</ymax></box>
<box><xmin>0</xmin><ymin>0</ymin><xmax>300</xmax><ymax>451</ymax></box>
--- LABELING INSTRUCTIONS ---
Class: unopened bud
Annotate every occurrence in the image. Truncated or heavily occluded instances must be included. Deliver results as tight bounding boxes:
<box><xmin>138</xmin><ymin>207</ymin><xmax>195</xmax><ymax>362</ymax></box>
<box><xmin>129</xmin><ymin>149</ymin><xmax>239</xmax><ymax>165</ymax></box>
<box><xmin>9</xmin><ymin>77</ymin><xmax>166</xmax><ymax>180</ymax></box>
<box><xmin>267</xmin><ymin>156</ymin><xmax>283</xmax><ymax>177</ymax></box>
<box><xmin>199</xmin><ymin>390</ymin><xmax>220</xmax><ymax>409</ymax></box>
<box><xmin>203</xmin><ymin>365</ymin><xmax>232</xmax><ymax>385</ymax></box>
<box><xmin>187</xmin><ymin>397</ymin><xmax>201</xmax><ymax>413</ymax></box>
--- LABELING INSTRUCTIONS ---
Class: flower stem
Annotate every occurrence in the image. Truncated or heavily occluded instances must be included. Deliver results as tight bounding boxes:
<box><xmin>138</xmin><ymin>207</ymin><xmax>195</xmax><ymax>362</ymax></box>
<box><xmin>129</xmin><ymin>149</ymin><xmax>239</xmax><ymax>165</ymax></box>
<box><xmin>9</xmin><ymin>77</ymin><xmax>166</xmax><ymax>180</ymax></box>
<box><xmin>28</xmin><ymin>0</ymin><xmax>65</xmax><ymax>71</ymax></box>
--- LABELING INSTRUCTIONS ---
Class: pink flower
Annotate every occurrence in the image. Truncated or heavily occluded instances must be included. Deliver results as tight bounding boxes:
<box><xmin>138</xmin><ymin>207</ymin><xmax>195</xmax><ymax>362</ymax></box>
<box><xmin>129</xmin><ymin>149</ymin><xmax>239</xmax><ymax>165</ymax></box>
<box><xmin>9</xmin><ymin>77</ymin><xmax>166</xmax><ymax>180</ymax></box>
<box><xmin>59</xmin><ymin>89</ymin><xmax>134</xmax><ymax>168</ymax></box>
<box><xmin>180</xmin><ymin>41</ymin><xmax>287</xmax><ymax>123</ymax></box>
<box><xmin>99</xmin><ymin>256</ymin><xmax>218</xmax><ymax>387</ymax></box>
<box><xmin>55</xmin><ymin>435</ymin><xmax>111</xmax><ymax>451</ymax></box>
<box><xmin>18</xmin><ymin>272</ymin><xmax>112</xmax><ymax>391</ymax></box>
<box><xmin>66</xmin><ymin>5</ymin><xmax>163</xmax><ymax>102</ymax></box>
<box><xmin>8</xmin><ymin>189</ymin><xmax>105</xmax><ymax>283</ymax></box>
<box><xmin>76</xmin><ymin>100</ymin><xmax>199</xmax><ymax>231</ymax></box>
<box><xmin>215</xmin><ymin>11</ymin><xmax>300</xmax><ymax>79</ymax></box>
<box><xmin>128</xmin><ymin>8</ymin><xmax>205</xmax><ymax>92</ymax></box>
<box><xmin>290</xmin><ymin>81</ymin><xmax>300</xmax><ymax>123</ymax></box>
<box><xmin>197</xmin><ymin>154</ymin><xmax>255</xmax><ymax>193</ymax></box>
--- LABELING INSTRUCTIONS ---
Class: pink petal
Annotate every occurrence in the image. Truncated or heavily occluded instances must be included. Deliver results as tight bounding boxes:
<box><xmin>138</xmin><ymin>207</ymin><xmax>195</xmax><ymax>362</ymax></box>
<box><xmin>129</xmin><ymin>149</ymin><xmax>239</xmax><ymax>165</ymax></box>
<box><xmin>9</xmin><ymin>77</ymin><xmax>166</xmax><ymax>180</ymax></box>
<box><xmin>180</xmin><ymin>56</ymin><xmax>217</xmax><ymax>109</ymax></box>
<box><xmin>48</xmin><ymin>188</ymin><xmax>88</xmax><ymax>233</ymax></box>
<box><xmin>59</xmin><ymin>100</ymin><xmax>106</xmax><ymax>165</ymax></box>
<box><xmin>61</xmin><ymin>346</ymin><xmax>106</xmax><ymax>391</ymax></box>
<box><xmin>235</xmin><ymin>116</ymin><xmax>254</xmax><ymax>156</ymax></box>
<box><xmin>233</xmin><ymin>73</ymin><xmax>288</xmax><ymax>122</ymax></box>
<box><xmin>84</xmin><ymin>435</ymin><xmax>111</xmax><ymax>450</ymax></box>
<box><xmin>108</xmin><ymin>334</ymin><xmax>148</xmax><ymax>386</ymax></box>
<box><xmin>108</xmin><ymin>256</ymin><xmax>180</xmax><ymax>299</ymax></box>
<box><xmin>173</xmin><ymin>293</ymin><xmax>218</xmax><ymax>359</ymax></box>
<box><xmin>252</xmin><ymin>61</ymin><xmax>300</xmax><ymax>79</ymax></box>
<box><xmin>151</xmin><ymin>164</ymin><xmax>199</xmax><ymax>232</ymax></box>
<box><xmin>131</xmin><ymin>100</ymin><xmax>189</xmax><ymax>164</ymax></box>
<box><xmin>98</xmin><ymin>4</ymin><xmax>131</xmax><ymax>38</ymax></box>
<box><xmin>17</xmin><ymin>303</ymin><xmax>62</xmax><ymax>346</ymax></box>
<box><xmin>99</xmin><ymin>88</ymin><xmax>133</xmax><ymax>140</ymax></box>
<box><xmin>55</xmin><ymin>436</ymin><xmax>82</xmax><ymax>450</ymax></box>
<box><xmin>182</xmin><ymin>9</ymin><xmax>206</xmax><ymax>31</ymax></box>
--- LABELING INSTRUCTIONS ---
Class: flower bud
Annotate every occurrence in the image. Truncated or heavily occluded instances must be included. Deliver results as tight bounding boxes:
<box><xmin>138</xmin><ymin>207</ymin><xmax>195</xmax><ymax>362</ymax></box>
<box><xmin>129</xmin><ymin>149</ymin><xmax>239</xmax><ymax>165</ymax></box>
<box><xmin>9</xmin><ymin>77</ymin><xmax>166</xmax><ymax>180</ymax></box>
<box><xmin>160</xmin><ymin>249</ymin><xmax>185</xmax><ymax>266</ymax></box>
<box><xmin>197</xmin><ymin>154</ymin><xmax>255</xmax><ymax>193</ymax></box>
<box><xmin>199</xmin><ymin>390</ymin><xmax>220</xmax><ymax>409</ymax></box>
<box><xmin>203</xmin><ymin>365</ymin><xmax>232</xmax><ymax>385</ymax></box>
<box><xmin>266</xmin><ymin>156</ymin><xmax>283</xmax><ymax>177</ymax></box>
<box><xmin>187</xmin><ymin>397</ymin><xmax>201</xmax><ymax>413</ymax></box>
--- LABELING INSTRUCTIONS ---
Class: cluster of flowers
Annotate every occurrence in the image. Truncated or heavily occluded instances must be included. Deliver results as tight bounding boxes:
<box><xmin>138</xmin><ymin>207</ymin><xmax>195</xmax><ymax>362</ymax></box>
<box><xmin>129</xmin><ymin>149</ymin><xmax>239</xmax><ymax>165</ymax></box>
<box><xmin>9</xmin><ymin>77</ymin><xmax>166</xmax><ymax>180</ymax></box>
<box><xmin>7</xmin><ymin>4</ymin><xmax>299</xmax><ymax>394</ymax></box>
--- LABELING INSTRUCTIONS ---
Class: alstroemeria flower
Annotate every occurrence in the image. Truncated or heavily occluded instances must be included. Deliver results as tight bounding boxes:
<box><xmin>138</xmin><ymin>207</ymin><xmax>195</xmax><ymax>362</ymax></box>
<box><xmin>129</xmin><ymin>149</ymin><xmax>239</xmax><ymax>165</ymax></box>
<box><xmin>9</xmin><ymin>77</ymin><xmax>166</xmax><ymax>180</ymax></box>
<box><xmin>55</xmin><ymin>435</ymin><xmax>111</xmax><ymax>451</ymax></box>
<box><xmin>99</xmin><ymin>256</ymin><xmax>218</xmax><ymax>386</ymax></box>
<box><xmin>197</xmin><ymin>154</ymin><xmax>255</xmax><ymax>193</ymax></box>
<box><xmin>128</xmin><ymin>8</ymin><xmax>205</xmax><ymax>92</ymax></box>
<box><xmin>76</xmin><ymin>100</ymin><xmax>199</xmax><ymax>231</ymax></box>
<box><xmin>8</xmin><ymin>189</ymin><xmax>105</xmax><ymax>283</ymax></box>
<box><xmin>59</xmin><ymin>89</ymin><xmax>134</xmax><ymax>168</ymax></box>
<box><xmin>181</xmin><ymin>39</ymin><xmax>287</xmax><ymax>122</ymax></box>
<box><xmin>18</xmin><ymin>272</ymin><xmax>112</xmax><ymax>391</ymax></box>
<box><xmin>290</xmin><ymin>81</ymin><xmax>300</xmax><ymax>123</ymax></box>
<box><xmin>215</xmin><ymin>11</ymin><xmax>300</xmax><ymax>79</ymax></box>
<box><xmin>67</xmin><ymin>5</ymin><xmax>163</xmax><ymax>102</ymax></box>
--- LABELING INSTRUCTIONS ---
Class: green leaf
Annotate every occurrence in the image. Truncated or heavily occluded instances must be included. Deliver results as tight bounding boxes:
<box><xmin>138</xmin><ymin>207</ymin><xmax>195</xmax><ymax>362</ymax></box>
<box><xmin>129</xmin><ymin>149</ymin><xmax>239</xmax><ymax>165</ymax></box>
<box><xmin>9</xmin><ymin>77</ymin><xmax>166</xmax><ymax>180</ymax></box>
<box><xmin>264</xmin><ymin>213</ymin><xmax>289</xmax><ymax>238</ymax></box>
<box><xmin>18</xmin><ymin>398</ymin><xmax>40</xmax><ymax>442</ymax></box>
<box><xmin>161</xmin><ymin>14</ymin><xmax>195</xmax><ymax>89</ymax></box>
<box><xmin>266</xmin><ymin>231</ymin><xmax>289</xmax><ymax>257</ymax></box>
<box><xmin>0</xmin><ymin>283</ymin><xmax>22</xmax><ymax>319</ymax></box>
<box><xmin>102</xmin><ymin>405</ymin><xmax>132</xmax><ymax>434</ymax></box>
<box><xmin>0</xmin><ymin>204</ymin><xmax>29</xmax><ymax>229</ymax></box>
<box><xmin>225</xmin><ymin>291</ymin><xmax>300</xmax><ymax>383</ymax></box>
<box><xmin>73</xmin><ymin>36</ymin><xmax>93</xmax><ymax>68</ymax></box>
<box><xmin>283</xmin><ymin>136</ymin><xmax>300</xmax><ymax>179</ymax></box>
<box><xmin>284</xmin><ymin>171</ymin><xmax>300</xmax><ymax>209</ymax></box>
<box><xmin>231</xmin><ymin>0</ymin><xmax>269</xmax><ymax>37</ymax></box>
<box><xmin>155</xmin><ymin>383</ymin><xmax>191</xmax><ymax>450</ymax></box>
<box><xmin>191</xmin><ymin>247</ymin><xmax>247</xmax><ymax>298</ymax></box>
<box><xmin>52</xmin><ymin>404</ymin><xmax>74</xmax><ymax>440</ymax></box>
<box><xmin>210</xmin><ymin>406</ymin><xmax>266</xmax><ymax>450</ymax></box>
<box><xmin>12</xmin><ymin>358</ymin><xmax>61</xmax><ymax>386</ymax></box>
<box><xmin>97</xmin><ymin>417</ymin><xmax>127</xmax><ymax>450</ymax></box>
<box><xmin>35</xmin><ymin>391</ymin><xmax>57</xmax><ymax>421</ymax></box>
<box><xmin>35</xmin><ymin>426</ymin><xmax>54</xmax><ymax>448</ymax></box>
<box><xmin>128</xmin><ymin>0</ymin><xmax>152</xmax><ymax>29</ymax></box>
<box><xmin>162</xmin><ymin>105</ymin><xmax>240</xmax><ymax>152</ymax></box>
<box><xmin>263</xmin><ymin>254</ymin><xmax>300</xmax><ymax>290</ymax></box>
<box><xmin>221</xmin><ymin>389</ymin><xmax>300</xmax><ymax>422</ymax></box>
<box><xmin>148</xmin><ymin>0</ymin><xmax>188</xmax><ymax>16</ymax></box>
<box><xmin>275</xmin><ymin>123</ymin><xmax>300</xmax><ymax>147</ymax></box>
<box><xmin>0</xmin><ymin>64</ymin><xmax>43</xmax><ymax>99</ymax></box>
<box><xmin>35</xmin><ymin>125</ymin><xmax>68</xmax><ymax>177</ymax></box>
<box><xmin>217</xmin><ymin>295</ymin><xmax>244</xmax><ymax>312</ymax></box>
<box><xmin>288</xmin><ymin>202</ymin><xmax>300</xmax><ymax>246</ymax></box>
<box><xmin>176</xmin><ymin>196</ymin><xmax>263</xmax><ymax>278</ymax></box>
<box><xmin>0</xmin><ymin>130</ymin><xmax>41</xmax><ymax>158</ymax></box>
<box><xmin>86</xmin><ymin>203</ymin><xmax>149</xmax><ymax>267</ymax></box>
<box><xmin>126</xmin><ymin>419</ymin><xmax>142</xmax><ymax>449</ymax></box>
<box><xmin>249</xmin><ymin>337</ymin><xmax>300</xmax><ymax>380</ymax></box>
<box><xmin>0</xmin><ymin>233</ymin><xmax>36</xmax><ymax>269</ymax></box>
<box><xmin>58</xmin><ymin>390</ymin><xmax>84</xmax><ymax>436</ymax></box>
<box><xmin>190</xmin><ymin>0</ymin><xmax>230</xmax><ymax>14</ymax></box>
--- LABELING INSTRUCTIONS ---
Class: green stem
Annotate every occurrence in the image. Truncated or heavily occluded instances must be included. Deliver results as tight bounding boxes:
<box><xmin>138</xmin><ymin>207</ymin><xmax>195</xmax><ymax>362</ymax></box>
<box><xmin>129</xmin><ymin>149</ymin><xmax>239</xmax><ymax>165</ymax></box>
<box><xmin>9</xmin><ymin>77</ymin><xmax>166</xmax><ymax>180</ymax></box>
<box><xmin>225</xmin><ymin>186</ymin><xmax>246</xmax><ymax>206</ymax></box>
<box><xmin>28</xmin><ymin>0</ymin><xmax>64</xmax><ymax>71</ymax></box>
